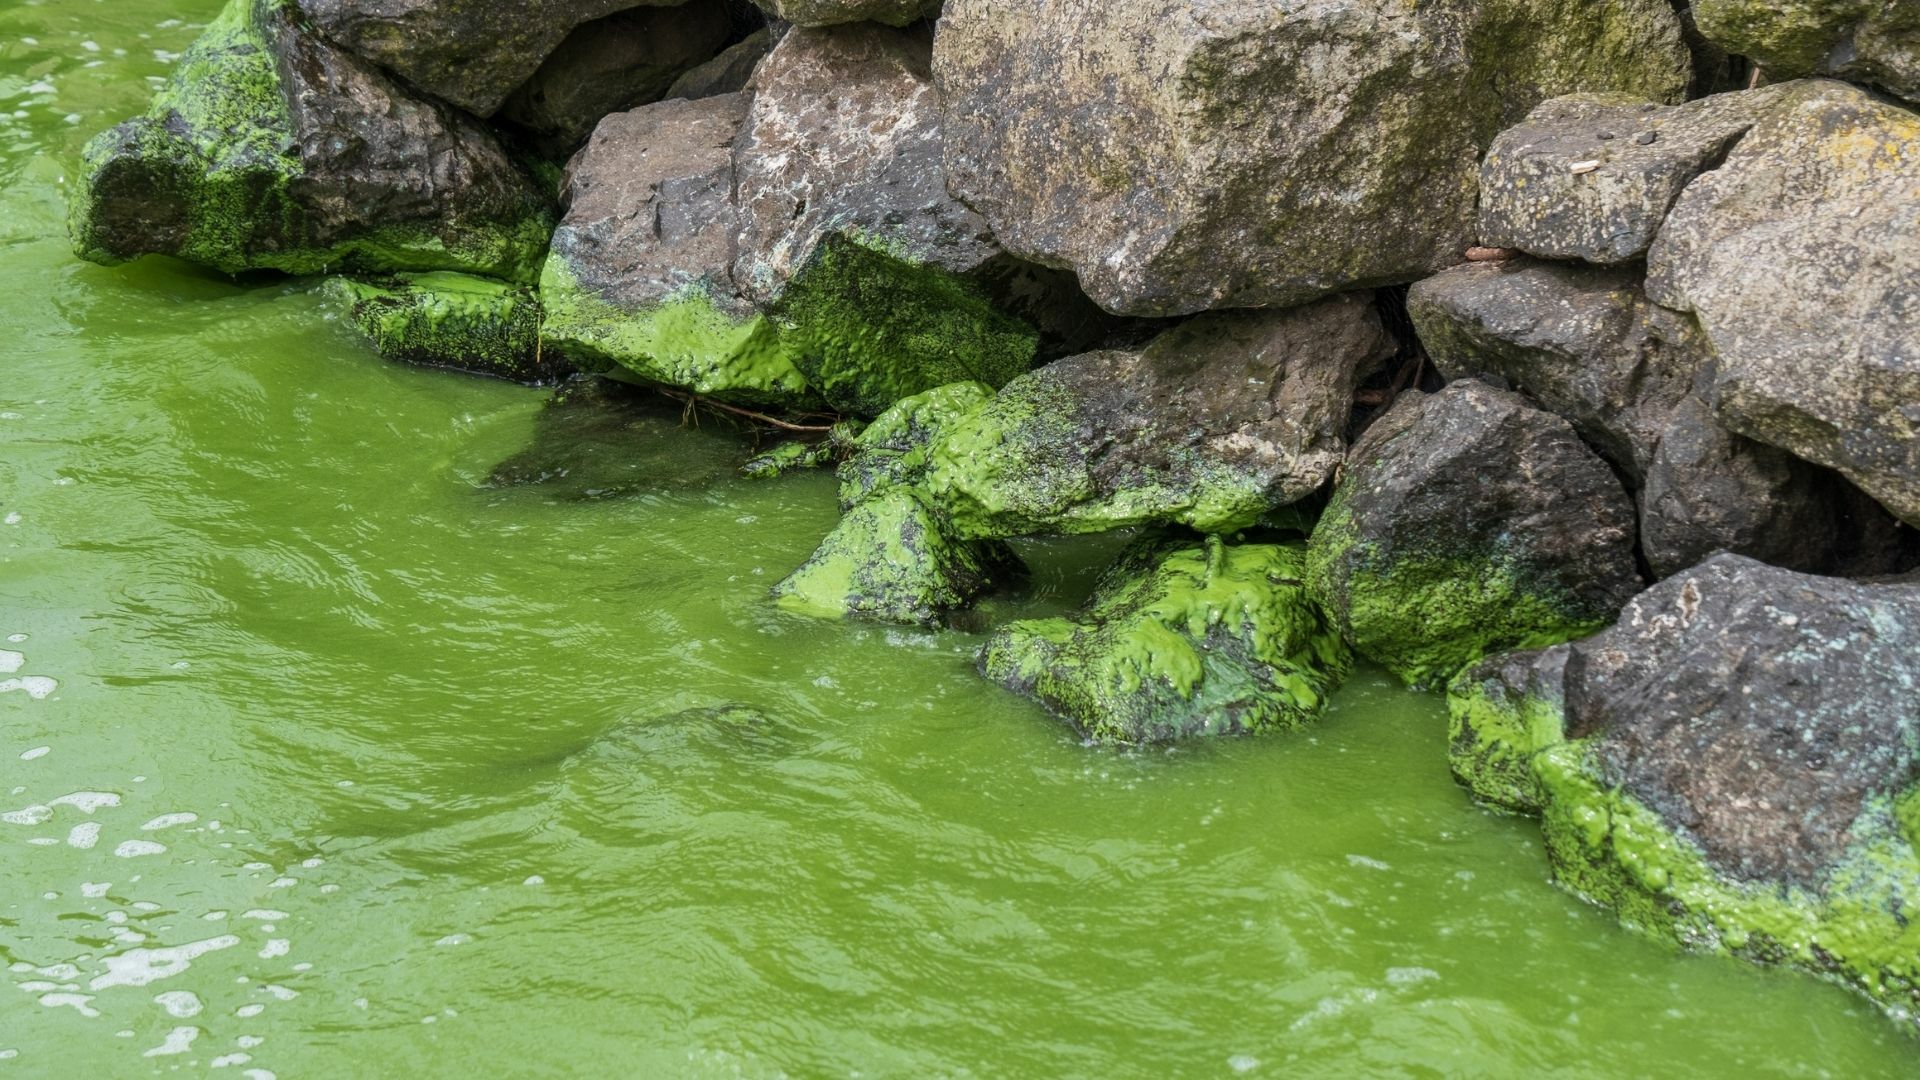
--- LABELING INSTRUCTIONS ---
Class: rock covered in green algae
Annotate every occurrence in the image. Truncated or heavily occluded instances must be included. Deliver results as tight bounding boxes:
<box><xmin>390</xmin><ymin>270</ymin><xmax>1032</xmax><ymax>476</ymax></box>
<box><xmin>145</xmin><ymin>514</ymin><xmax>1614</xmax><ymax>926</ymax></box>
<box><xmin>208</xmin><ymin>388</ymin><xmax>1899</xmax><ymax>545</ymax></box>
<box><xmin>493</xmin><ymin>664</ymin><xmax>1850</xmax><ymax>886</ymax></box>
<box><xmin>1692</xmin><ymin>0</ymin><xmax>1919</xmax><ymax>103</ymax></box>
<box><xmin>836</xmin><ymin>382</ymin><xmax>992</xmax><ymax>510</ymax></box>
<box><xmin>1445</xmin><ymin>646</ymin><xmax>1570</xmax><ymax>815</ymax></box>
<box><xmin>923</xmin><ymin>295</ymin><xmax>1395</xmax><ymax>539</ymax></box>
<box><xmin>69</xmin><ymin>0</ymin><xmax>555</xmax><ymax>283</ymax></box>
<box><xmin>980</xmin><ymin>536</ymin><xmax>1352</xmax><ymax>746</ymax></box>
<box><xmin>934</xmin><ymin>0</ymin><xmax>1692</xmax><ymax>316</ymax></box>
<box><xmin>771</xmin><ymin>487</ymin><xmax>1023</xmax><ymax>627</ymax></box>
<box><xmin>539</xmin><ymin>93</ymin><xmax>812</xmax><ymax>409</ymax></box>
<box><xmin>325</xmin><ymin>272</ymin><xmax>565</xmax><ymax>383</ymax></box>
<box><xmin>1305</xmin><ymin>380</ymin><xmax>1641</xmax><ymax>689</ymax></box>
<box><xmin>1523</xmin><ymin>554</ymin><xmax>1920</xmax><ymax>1025</ymax></box>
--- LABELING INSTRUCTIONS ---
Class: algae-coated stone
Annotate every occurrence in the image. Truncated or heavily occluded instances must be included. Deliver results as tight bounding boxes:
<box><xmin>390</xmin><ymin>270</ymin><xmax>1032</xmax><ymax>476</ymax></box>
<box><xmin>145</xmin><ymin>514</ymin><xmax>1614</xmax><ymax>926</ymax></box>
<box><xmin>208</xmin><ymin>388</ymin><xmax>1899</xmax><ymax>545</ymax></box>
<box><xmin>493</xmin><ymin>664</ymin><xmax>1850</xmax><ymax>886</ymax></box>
<box><xmin>1694</xmin><ymin>0</ymin><xmax>1920</xmax><ymax>103</ymax></box>
<box><xmin>925</xmin><ymin>295</ymin><xmax>1395</xmax><ymax>539</ymax></box>
<box><xmin>742</xmin><ymin>439</ymin><xmax>834</xmax><ymax>479</ymax></box>
<box><xmin>1648</xmin><ymin>81</ymin><xmax>1920</xmax><ymax>529</ymax></box>
<box><xmin>1477</xmin><ymin>85</ymin><xmax>1794</xmax><ymax>264</ymax></box>
<box><xmin>772</xmin><ymin>487</ymin><xmax>1023</xmax><ymax>627</ymax></box>
<box><xmin>539</xmin><ymin>93</ymin><xmax>812</xmax><ymax>408</ymax></box>
<box><xmin>1305</xmin><ymin>380</ymin><xmax>1641</xmax><ymax>688</ymax></box>
<box><xmin>1445</xmin><ymin>646</ymin><xmax>1569</xmax><ymax>814</ymax></box>
<box><xmin>836</xmin><ymin>381</ymin><xmax>992</xmax><ymax>510</ymax></box>
<box><xmin>70</xmin><ymin>0</ymin><xmax>554</xmax><ymax>284</ymax></box>
<box><xmin>750</xmin><ymin>0</ymin><xmax>939</xmax><ymax>27</ymax></box>
<box><xmin>325</xmin><ymin>272</ymin><xmax>563</xmax><ymax>384</ymax></box>
<box><xmin>980</xmin><ymin>536</ymin><xmax>1352</xmax><ymax>745</ymax></box>
<box><xmin>935</xmin><ymin>0</ymin><xmax>1692</xmax><ymax>316</ymax></box>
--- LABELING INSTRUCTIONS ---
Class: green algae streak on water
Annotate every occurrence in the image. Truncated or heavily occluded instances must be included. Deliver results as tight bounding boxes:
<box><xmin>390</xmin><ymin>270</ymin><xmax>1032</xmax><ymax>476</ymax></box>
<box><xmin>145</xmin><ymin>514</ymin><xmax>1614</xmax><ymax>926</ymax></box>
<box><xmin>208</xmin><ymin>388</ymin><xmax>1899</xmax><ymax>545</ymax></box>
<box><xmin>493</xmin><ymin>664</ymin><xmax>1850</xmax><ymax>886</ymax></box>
<box><xmin>0</xmin><ymin>5</ymin><xmax>1914</xmax><ymax>1076</ymax></box>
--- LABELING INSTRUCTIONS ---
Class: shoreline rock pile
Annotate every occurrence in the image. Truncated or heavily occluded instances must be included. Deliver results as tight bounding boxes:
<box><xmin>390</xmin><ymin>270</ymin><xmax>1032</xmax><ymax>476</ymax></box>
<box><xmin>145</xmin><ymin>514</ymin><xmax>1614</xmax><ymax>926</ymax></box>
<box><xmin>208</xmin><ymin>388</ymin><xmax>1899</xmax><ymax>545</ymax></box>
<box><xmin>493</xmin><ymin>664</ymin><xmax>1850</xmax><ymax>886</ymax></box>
<box><xmin>71</xmin><ymin>0</ymin><xmax>1920</xmax><ymax>1028</ymax></box>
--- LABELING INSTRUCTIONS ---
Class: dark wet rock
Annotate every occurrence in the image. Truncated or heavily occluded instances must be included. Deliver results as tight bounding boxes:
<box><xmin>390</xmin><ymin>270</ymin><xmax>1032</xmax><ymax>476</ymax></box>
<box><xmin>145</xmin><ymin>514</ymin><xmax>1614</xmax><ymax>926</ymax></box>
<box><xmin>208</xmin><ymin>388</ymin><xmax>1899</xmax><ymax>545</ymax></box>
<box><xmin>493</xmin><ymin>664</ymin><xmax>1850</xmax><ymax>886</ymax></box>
<box><xmin>664</xmin><ymin>27</ymin><xmax>775</xmax><ymax>100</ymax></box>
<box><xmin>1532</xmin><ymin>554</ymin><xmax>1920</xmax><ymax>1023</ymax></box>
<box><xmin>539</xmin><ymin>93</ymin><xmax>812</xmax><ymax>408</ymax></box>
<box><xmin>924</xmin><ymin>295</ymin><xmax>1395</xmax><ymax>539</ymax></box>
<box><xmin>500</xmin><ymin>4</ymin><xmax>733</xmax><ymax>154</ymax></box>
<box><xmin>934</xmin><ymin>0</ymin><xmax>1692</xmax><ymax>316</ymax></box>
<box><xmin>836</xmin><ymin>381</ymin><xmax>992</xmax><ymax>511</ymax></box>
<box><xmin>292</xmin><ymin>0</ymin><xmax>684</xmax><ymax>117</ymax></box>
<box><xmin>1409</xmin><ymin>259</ymin><xmax>1916</xmax><ymax>579</ymax></box>
<box><xmin>1649</xmin><ymin>81</ymin><xmax>1920</xmax><ymax>529</ymax></box>
<box><xmin>488</xmin><ymin>377</ymin><xmax>748</xmax><ymax>499</ymax></box>
<box><xmin>750</xmin><ymin>0</ymin><xmax>938</xmax><ymax>26</ymax></box>
<box><xmin>1446</xmin><ymin>646</ymin><xmax>1570</xmax><ymax>814</ymax></box>
<box><xmin>771</xmin><ymin>487</ymin><xmax>1023</xmax><ymax>627</ymax></box>
<box><xmin>1477</xmin><ymin>85</ymin><xmax>1793</xmax><ymax>264</ymax></box>
<box><xmin>323</xmin><ymin>272</ymin><xmax>565</xmax><ymax>383</ymax></box>
<box><xmin>1305</xmin><ymin>380</ymin><xmax>1641</xmax><ymax>688</ymax></box>
<box><xmin>69</xmin><ymin>0</ymin><xmax>554</xmax><ymax>283</ymax></box>
<box><xmin>1693</xmin><ymin>0</ymin><xmax>1920</xmax><ymax>103</ymax></box>
<box><xmin>980</xmin><ymin>535</ymin><xmax>1351</xmax><ymax>745</ymax></box>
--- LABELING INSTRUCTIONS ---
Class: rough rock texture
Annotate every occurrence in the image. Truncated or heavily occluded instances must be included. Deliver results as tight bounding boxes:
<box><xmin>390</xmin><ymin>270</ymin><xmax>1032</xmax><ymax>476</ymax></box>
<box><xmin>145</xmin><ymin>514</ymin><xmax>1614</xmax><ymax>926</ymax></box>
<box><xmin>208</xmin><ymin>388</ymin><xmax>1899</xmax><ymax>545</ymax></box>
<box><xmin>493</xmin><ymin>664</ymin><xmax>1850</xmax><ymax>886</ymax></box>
<box><xmin>292</xmin><ymin>0</ymin><xmax>684</xmax><ymax>117</ymax></box>
<box><xmin>1410</xmin><ymin>259</ymin><xmax>1916</xmax><ymax>579</ymax></box>
<box><xmin>837</xmin><ymin>381</ymin><xmax>991</xmax><ymax>510</ymax></box>
<box><xmin>1649</xmin><ymin>81</ymin><xmax>1920</xmax><ymax>529</ymax></box>
<box><xmin>935</xmin><ymin>0</ymin><xmax>1693</xmax><ymax>316</ymax></box>
<box><xmin>1446</xmin><ymin>646</ymin><xmax>1570</xmax><ymax>814</ymax></box>
<box><xmin>924</xmin><ymin>295</ymin><xmax>1394</xmax><ymax>539</ymax></box>
<box><xmin>69</xmin><ymin>0</ymin><xmax>555</xmax><ymax>283</ymax></box>
<box><xmin>981</xmin><ymin>536</ymin><xmax>1352</xmax><ymax>745</ymax></box>
<box><xmin>500</xmin><ymin>4</ymin><xmax>733</xmax><ymax>154</ymax></box>
<box><xmin>665</xmin><ymin>27</ymin><xmax>775</xmax><ymax>100</ymax></box>
<box><xmin>1534</xmin><ymin>554</ymin><xmax>1920</xmax><ymax>1023</ymax></box>
<box><xmin>733</xmin><ymin>24</ymin><xmax>1076</xmax><ymax>416</ymax></box>
<box><xmin>772</xmin><ymin>487</ymin><xmax>1022</xmax><ymax>627</ymax></box>
<box><xmin>1477</xmin><ymin>86</ymin><xmax>1791</xmax><ymax>264</ymax></box>
<box><xmin>1694</xmin><ymin>0</ymin><xmax>1920</xmax><ymax>102</ymax></box>
<box><xmin>751</xmin><ymin>0</ymin><xmax>939</xmax><ymax>27</ymax></box>
<box><xmin>1305</xmin><ymin>380</ymin><xmax>1641</xmax><ymax>688</ymax></box>
<box><xmin>539</xmin><ymin>94</ymin><xmax>811</xmax><ymax>407</ymax></box>
<box><xmin>324</xmin><ymin>272</ymin><xmax>562</xmax><ymax>383</ymax></box>
<box><xmin>487</xmin><ymin>377</ymin><xmax>751</xmax><ymax>499</ymax></box>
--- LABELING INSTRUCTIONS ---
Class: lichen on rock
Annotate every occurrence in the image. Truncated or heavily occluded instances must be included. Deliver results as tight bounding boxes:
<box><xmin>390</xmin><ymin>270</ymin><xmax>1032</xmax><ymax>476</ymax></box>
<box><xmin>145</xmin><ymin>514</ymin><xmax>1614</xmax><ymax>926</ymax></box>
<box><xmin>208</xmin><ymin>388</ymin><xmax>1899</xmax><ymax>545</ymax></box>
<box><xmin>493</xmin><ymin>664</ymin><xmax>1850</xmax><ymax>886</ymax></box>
<box><xmin>324</xmin><ymin>272</ymin><xmax>562</xmax><ymax>383</ymax></box>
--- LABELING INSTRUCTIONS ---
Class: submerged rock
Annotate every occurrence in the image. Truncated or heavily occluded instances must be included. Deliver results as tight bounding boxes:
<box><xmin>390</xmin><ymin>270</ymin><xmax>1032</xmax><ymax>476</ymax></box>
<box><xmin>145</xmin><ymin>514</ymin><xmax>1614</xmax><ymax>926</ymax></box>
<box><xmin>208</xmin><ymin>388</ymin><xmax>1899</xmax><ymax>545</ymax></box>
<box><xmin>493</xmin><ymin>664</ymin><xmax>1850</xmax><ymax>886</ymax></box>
<box><xmin>1649</xmin><ymin>82</ymin><xmax>1920</xmax><ymax>529</ymax></box>
<box><xmin>1533</xmin><ymin>554</ymin><xmax>1920</xmax><ymax>1024</ymax></box>
<box><xmin>1305</xmin><ymin>380</ymin><xmax>1641</xmax><ymax>688</ymax></box>
<box><xmin>488</xmin><ymin>377</ymin><xmax>749</xmax><ymax>499</ymax></box>
<box><xmin>934</xmin><ymin>0</ymin><xmax>1692</xmax><ymax>316</ymax></box>
<box><xmin>750</xmin><ymin>0</ymin><xmax>938</xmax><ymax>27</ymax></box>
<box><xmin>836</xmin><ymin>381</ymin><xmax>992</xmax><ymax>510</ymax></box>
<box><xmin>981</xmin><ymin>536</ymin><xmax>1351</xmax><ymax>745</ymax></box>
<box><xmin>1692</xmin><ymin>0</ymin><xmax>1920</xmax><ymax>103</ymax></box>
<box><xmin>70</xmin><ymin>0</ymin><xmax>554</xmax><ymax>282</ymax></box>
<box><xmin>772</xmin><ymin>487</ymin><xmax>1023</xmax><ymax>627</ymax></box>
<box><xmin>324</xmin><ymin>272</ymin><xmax>561</xmax><ymax>383</ymax></box>
<box><xmin>1446</xmin><ymin>646</ymin><xmax>1570</xmax><ymax>815</ymax></box>
<box><xmin>924</xmin><ymin>295</ymin><xmax>1395</xmax><ymax>539</ymax></box>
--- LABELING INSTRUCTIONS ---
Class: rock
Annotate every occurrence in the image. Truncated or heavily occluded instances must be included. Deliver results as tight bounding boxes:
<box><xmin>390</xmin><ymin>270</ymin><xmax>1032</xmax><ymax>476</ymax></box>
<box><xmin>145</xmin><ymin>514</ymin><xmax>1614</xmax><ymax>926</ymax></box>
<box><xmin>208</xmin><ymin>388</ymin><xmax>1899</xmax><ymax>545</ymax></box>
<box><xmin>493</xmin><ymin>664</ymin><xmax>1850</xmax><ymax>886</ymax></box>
<box><xmin>980</xmin><ymin>535</ymin><xmax>1352</xmax><ymax>745</ymax></box>
<box><xmin>1693</xmin><ymin>0</ymin><xmax>1920</xmax><ymax>103</ymax></box>
<box><xmin>69</xmin><ymin>0</ymin><xmax>554</xmax><ymax>283</ymax></box>
<box><xmin>750</xmin><ymin>0</ymin><xmax>939</xmax><ymax>26</ymax></box>
<box><xmin>733</xmin><ymin>24</ymin><xmax>1086</xmax><ymax>416</ymax></box>
<box><xmin>1649</xmin><ymin>81</ymin><xmax>1920</xmax><ymax>530</ymax></box>
<box><xmin>1446</xmin><ymin>646</ymin><xmax>1569</xmax><ymax>814</ymax></box>
<box><xmin>925</xmin><ymin>295</ymin><xmax>1395</xmax><ymax>539</ymax></box>
<box><xmin>934</xmin><ymin>0</ymin><xmax>1693</xmax><ymax>316</ymax></box>
<box><xmin>1533</xmin><ymin>554</ymin><xmax>1920</xmax><ymax>1023</ymax></box>
<box><xmin>539</xmin><ymin>94</ymin><xmax>812</xmax><ymax>407</ymax></box>
<box><xmin>500</xmin><ymin>4</ymin><xmax>733</xmax><ymax>154</ymax></box>
<box><xmin>664</xmin><ymin>27</ymin><xmax>775</xmax><ymax>100</ymax></box>
<box><xmin>323</xmin><ymin>272</ymin><xmax>563</xmax><ymax>383</ymax></box>
<box><xmin>1409</xmin><ymin>259</ymin><xmax>1916</xmax><ymax>579</ymax></box>
<box><xmin>1305</xmin><ymin>380</ymin><xmax>1641</xmax><ymax>688</ymax></box>
<box><xmin>1477</xmin><ymin>86</ymin><xmax>1792</xmax><ymax>264</ymax></box>
<box><xmin>836</xmin><ymin>381</ymin><xmax>992</xmax><ymax>510</ymax></box>
<box><xmin>487</xmin><ymin>377</ymin><xmax>750</xmax><ymax>499</ymax></box>
<box><xmin>292</xmin><ymin>0</ymin><xmax>685</xmax><ymax>117</ymax></box>
<box><xmin>771</xmin><ymin>487</ymin><xmax>1022</xmax><ymax>627</ymax></box>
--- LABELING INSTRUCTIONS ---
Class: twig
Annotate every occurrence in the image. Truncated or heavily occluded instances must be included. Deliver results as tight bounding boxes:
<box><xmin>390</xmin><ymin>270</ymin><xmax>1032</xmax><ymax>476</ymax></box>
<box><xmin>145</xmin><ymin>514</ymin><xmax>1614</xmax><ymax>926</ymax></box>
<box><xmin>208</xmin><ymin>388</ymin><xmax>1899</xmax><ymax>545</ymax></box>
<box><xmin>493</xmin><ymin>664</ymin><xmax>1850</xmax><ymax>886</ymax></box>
<box><xmin>654</xmin><ymin>386</ymin><xmax>839</xmax><ymax>433</ymax></box>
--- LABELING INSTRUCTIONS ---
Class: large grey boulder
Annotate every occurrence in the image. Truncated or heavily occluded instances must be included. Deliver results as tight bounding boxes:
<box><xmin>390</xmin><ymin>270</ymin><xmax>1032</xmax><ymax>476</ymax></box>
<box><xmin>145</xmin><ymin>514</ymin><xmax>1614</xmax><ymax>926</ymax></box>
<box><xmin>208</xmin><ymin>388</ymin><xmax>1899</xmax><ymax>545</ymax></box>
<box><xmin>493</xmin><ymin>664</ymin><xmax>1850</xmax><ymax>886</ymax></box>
<box><xmin>70</xmin><ymin>0</ymin><xmax>554</xmax><ymax>282</ymax></box>
<box><xmin>292</xmin><ymin>0</ymin><xmax>686</xmax><ymax>117</ymax></box>
<box><xmin>934</xmin><ymin>0</ymin><xmax>1692</xmax><ymax>317</ymax></box>
<box><xmin>1649</xmin><ymin>81</ymin><xmax>1920</xmax><ymax>528</ymax></box>
<box><xmin>750</xmin><ymin>0</ymin><xmax>938</xmax><ymax>26</ymax></box>
<box><xmin>664</xmin><ymin>27</ymin><xmax>776</xmax><ymax>100</ymax></box>
<box><xmin>1305</xmin><ymin>380</ymin><xmax>1642</xmax><ymax>687</ymax></box>
<box><xmin>1693</xmin><ymin>0</ymin><xmax>1920</xmax><ymax>103</ymax></box>
<box><xmin>923</xmin><ymin>294</ymin><xmax>1396</xmax><ymax>539</ymax></box>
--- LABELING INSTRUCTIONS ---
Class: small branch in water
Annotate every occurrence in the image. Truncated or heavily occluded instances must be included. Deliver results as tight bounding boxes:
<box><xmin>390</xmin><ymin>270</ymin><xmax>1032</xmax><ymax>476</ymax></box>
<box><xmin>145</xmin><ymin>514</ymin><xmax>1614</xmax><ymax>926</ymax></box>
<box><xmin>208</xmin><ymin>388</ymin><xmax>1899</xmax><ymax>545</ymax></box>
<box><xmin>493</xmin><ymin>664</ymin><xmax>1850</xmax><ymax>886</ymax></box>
<box><xmin>654</xmin><ymin>387</ymin><xmax>840</xmax><ymax>434</ymax></box>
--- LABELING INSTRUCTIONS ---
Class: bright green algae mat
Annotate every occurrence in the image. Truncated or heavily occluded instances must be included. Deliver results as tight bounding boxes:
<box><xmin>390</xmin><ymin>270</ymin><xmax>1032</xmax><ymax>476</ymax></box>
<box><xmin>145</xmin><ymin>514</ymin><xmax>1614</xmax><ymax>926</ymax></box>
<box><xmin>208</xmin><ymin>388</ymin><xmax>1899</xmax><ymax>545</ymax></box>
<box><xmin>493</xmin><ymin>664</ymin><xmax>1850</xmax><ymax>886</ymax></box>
<box><xmin>3</xmin><ymin>5</ymin><xmax>1919</xmax><ymax>1077</ymax></box>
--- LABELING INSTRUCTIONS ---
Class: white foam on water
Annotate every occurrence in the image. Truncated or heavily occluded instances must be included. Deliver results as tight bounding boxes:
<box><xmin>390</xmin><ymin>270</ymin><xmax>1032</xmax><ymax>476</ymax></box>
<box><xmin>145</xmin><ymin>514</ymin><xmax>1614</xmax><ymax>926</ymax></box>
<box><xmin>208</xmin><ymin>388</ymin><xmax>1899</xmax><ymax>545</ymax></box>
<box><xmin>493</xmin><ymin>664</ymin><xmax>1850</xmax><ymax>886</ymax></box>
<box><xmin>211</xmin><ymin>1053</ymin><xmax>252</xmax><ymax>1068</ymax></box>
<box><xmin>267</xmin><ymin>877</ymin><xmax>296</xmax><ymax>889</ymax></box>
<box><xmin>260</xmin><ymin>985</ymin><xmax>297</xmax><ymax>1001</ymax></box>
<box><xmin>1345</xmin><ymin>854</ymin><xmax>1392</xmax><ymax>871</ymax></box>
<box><xmin>113</xmin><ymin>840</ymin><xmax>166</xmax><ymax>858</ymax></box>
<box><xmin>49</xmin><ymin>792</ymin><xmax>119</xmax><ymax>814</ymax></box>
<box><xmin>243</xmin><ymin>1068</ymin><xmax>277</xmax><ymax>1080</ymax></box>
<box><xmin>434</xmin><ymin>933</ymin><xmax>471</xmax><ymax>947</ymax></box>
<box><xmin>241</xmin><ymin>910</ymin><xmax>288</xmax><ymax>921</ymax></box>
<box><xmin>39</xmin><ymin>992</ymin><xmax>98</xmax><ymax>1017</ymax></box>
<box><xmin>3</xmin><ymin>804</ymin><xmax>52</xmax><ymax>826</ymax></box>
<box><xmin>0</xmin><ymin>677</ymin><xmax>57</xmax><ymax>699</ymax></box>
<box><xmin>0</xmin><ymin>650</ymin><xmax>22</xmax><ymax>673</ymax></box>
<box><xmin>234</xmin><ymin>1004</ymin><xmax>265</xmax><ymax>1018</ymax></box>
<box><xmin>154</xmin><ymin>990</ymin><xmax>203</xmax><ymax>1018</ymax></box>
<box><xmin>142</xmin><ymin>1027</ymin><xmax>197</xmax><ymax>1057</ymax></box>
<box><xmin>1228</xmin><ymin>1055</ymin><xmax>1260</xmax><ymax>1073</ymax></box>
<box><xmin>523</xmin><ymin>875</ymin><xmax>545</xmax><ymax>886</ymax></box>
<box><xmin>6</xmin><ymin>634</ymin><xmax>25</xmax><ymax>643</ymax></box>
<box><xmin>236</xmin><ymin>1034</ymin><xmax>265</xmax><ymax>1048</ymax></box>
<box><xmin>0</xmin><ymin>1049</ymin><xmax>17</xmax><ymax>1060</ymax></box>
<box><xmin>258</xmin><ymin>940</ymin><xmax>289</xmax><ymax>960</ymax></box>
<box><xmin>89</xmin><ymin>935</ymin><xmax>240</xmax><ymax>990</ymax></box>
<box><xmin>20</xmin><ymin>746</ymin><xmax>50</xmax><ymax>760</ymax></box>
<box><xmin>140</xmin><ymin>812</ymin><xmax>197</xmax><ymax>831</ymax></box>
<box><xmin>65</xmin><ymin>822</ymin><xmax>100</xmax><ymax>849</ymax></box>
<box><xmin>27</xmin><ymin>837</ymin><xmax>59</xmax><ymax>846</ymax></box>
<box><xmin>1387</xmin><ymin>966</ymin><xmax>1441</xmax><ymax>986</ymax></box>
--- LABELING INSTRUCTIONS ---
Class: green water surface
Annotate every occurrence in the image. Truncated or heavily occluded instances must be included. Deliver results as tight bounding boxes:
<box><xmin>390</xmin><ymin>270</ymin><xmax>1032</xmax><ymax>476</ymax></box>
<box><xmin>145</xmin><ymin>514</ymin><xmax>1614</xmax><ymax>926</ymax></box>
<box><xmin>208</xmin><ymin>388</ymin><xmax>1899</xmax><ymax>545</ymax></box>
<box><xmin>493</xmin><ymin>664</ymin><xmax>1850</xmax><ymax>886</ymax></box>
<box><xmin>1</xmin><ymin>4</ymin><xmax>1915</xmax><ymax>1076</ymax></box>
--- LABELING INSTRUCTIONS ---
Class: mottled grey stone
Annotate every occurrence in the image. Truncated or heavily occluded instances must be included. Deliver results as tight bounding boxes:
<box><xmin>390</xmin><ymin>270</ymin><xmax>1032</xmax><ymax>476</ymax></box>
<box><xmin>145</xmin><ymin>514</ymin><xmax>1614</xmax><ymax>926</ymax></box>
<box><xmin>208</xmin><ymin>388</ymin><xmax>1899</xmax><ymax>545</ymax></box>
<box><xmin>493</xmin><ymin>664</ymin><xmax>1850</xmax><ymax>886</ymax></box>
<box><xmin>664</xmin><ymin>27</ymin><xmax>775</xmax><ymax>100</ymax></box>
<box><xmin>750</xmin><ymin>0</ymin><xmax>938</xmax><ymax>26</ymax></box>
<box><xmin>1695</xmin><ymin>0</ymin><xmax>1920</xmax><ymax>103</ymax></box>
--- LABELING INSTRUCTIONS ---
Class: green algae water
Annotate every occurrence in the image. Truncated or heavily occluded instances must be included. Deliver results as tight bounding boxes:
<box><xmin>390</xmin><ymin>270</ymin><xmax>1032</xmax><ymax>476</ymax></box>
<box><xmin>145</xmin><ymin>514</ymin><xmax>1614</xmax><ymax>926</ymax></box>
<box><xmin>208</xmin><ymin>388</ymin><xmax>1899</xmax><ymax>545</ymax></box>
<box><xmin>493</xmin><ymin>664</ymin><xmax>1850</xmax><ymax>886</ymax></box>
<box><xmin>2</xmin><ymin>5</ymin><xmax>1916</xmax><ymax>1077</ymax></box>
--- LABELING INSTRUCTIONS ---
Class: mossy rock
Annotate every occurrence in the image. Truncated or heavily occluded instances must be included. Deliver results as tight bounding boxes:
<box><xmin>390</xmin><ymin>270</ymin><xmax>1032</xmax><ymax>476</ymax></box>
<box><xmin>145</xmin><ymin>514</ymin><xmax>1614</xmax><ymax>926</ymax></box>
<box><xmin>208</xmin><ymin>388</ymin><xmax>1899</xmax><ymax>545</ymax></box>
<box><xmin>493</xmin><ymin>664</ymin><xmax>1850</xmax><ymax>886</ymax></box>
<box><xmin>1445</xmin><ymin>647</ymin><xmax>1570</xmax><ymax>814</ymax></box>
<box><xmin>325</xmin><ymin>272</ymin><xmax>563</xmax><ymax>383</ymax></box>
<box><xmin>980</xmin><ymin>535</ymin><xmax>1352</xmax><ymax>746</ymax></box>
<box><xmin>836</xmin><ymin>381</ymin><xmax>993</xmax><ymax>510</ymax></box>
